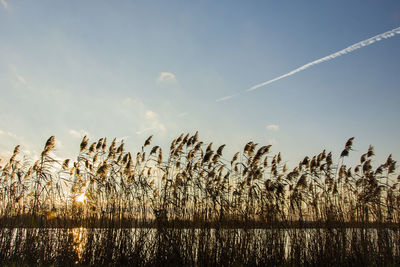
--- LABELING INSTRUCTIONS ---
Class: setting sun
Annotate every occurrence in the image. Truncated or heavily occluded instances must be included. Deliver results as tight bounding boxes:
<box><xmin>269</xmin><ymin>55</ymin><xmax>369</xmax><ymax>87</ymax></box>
<box><xmin>76</xmin><ymin>193</ymin><xmax>87</xmax><ymax>204</ymax></box>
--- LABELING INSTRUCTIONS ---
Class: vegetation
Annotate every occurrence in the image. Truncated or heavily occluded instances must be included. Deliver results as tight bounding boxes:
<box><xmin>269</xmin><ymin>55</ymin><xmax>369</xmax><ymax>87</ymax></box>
<box><xmin>0</xmin><ymin>133</ymin><xmax>399</xmax><ymax>265</ymax></box>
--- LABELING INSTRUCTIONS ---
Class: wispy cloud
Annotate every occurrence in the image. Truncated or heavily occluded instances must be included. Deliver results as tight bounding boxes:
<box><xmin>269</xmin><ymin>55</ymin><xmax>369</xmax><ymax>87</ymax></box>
<box><xmin>0</xmin><ymin>0</ymin><xmax>8</xmax><ymax>10</ymax></box>
<box><xmin>10</xmin><ymin>65</ymin><xmax>27</xmax><ymax>87</ymax></box>
<box><xmin>157</xmin><ymin>72</ymin><xmax>177</xmax><ymax>83</ymax></box>
<box><xmin>137</xmin><ymin>110</ymin><xmax>166</xmax><ymax>135</ymax></box>
<box><xmin>123</xmin><ymin>97</ymin><xmax>135</xmax><ymax>105</ymax></box>
<box><xmin>145</xmin><ymin>110</ymin><xmax>158</xmax><ymax>120</ymax></box>
<box><xmin>217</xmin><ymin>26</ymin><xmax>400</xmax><ymax>101</ymax></box>
<box><xmin>136</xmin><ymin>127</ymin><xmax>155</xmax><ymax>135</ymax></box>
<box><xmin>69</xmin><ymin>129</ymin><xmax>89</xmax><ymax>139</ymax></box>
<box><xmin>0</xmin><ymin>129</ymin><xmax>18</xmax><ymax>138</ymax></box>
<box><xmin>7</xmin><ymin>132</ymin><xmax>18</xmax><ymax>138</ymax></box>
<box><xmin>266</xmin><ymin>124</ymin><xmax>280</xmax><ymax>131</ymax></box>
<box><xmin>16</xmin><ymin>75</ymin><xmax>26</xmax><ymax>85</ymax></box>
<box><xmin>147</xmin><ymin>110</ymin><xmax>166</xmax><ymax>132</ymax></box>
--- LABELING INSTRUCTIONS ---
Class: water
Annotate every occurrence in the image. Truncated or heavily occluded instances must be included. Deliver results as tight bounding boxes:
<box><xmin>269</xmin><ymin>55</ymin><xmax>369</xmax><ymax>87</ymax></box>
<box><xmin>1</xmin><ymin>227</ymin><xmax>399</xmax><ymax>265</ymax></box>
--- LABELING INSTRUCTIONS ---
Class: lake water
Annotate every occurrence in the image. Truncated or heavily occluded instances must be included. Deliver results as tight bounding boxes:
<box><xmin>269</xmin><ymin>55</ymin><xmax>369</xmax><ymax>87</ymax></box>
<box><xmin>1</xmin><ymin>227</ymin><xmax>399</xmax><ymax>265</ymax></box>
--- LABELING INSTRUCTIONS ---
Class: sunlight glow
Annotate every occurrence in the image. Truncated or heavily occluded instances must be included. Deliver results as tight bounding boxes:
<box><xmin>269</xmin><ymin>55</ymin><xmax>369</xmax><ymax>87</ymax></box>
<box><xmin>76</xmin><ymin>193</ymin><xmax>87</xmax><ymax>204</ymax></box>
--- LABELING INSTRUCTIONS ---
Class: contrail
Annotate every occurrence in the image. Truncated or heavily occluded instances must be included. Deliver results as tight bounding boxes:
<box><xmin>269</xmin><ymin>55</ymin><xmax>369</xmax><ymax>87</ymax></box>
<box><xmin>217</xmin><ymin>26</ymin><xmax>400</xmax><ymax>101</ymax></box>
<box><xmin>216</xmin><ymin>93</ymin><xmax>240</xmax><ymax>102</ymax></box>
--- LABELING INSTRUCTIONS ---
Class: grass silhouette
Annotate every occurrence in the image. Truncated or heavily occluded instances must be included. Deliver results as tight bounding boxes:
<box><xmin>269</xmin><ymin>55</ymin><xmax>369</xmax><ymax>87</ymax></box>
<box><xmin>0</xmin><ymin>133</ymin><xmax>399</xmax><ymax>265</ymax></box>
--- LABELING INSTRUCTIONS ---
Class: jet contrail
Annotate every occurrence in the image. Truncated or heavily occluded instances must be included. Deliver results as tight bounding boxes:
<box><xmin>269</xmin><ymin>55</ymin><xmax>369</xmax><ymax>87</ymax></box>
<box><xmin>217</xmin><ymin>26</ymin><xmax>400</xmax><ymax>101</ymax></box>
<box><xmin>216</xmin><ymin>93</ymin><xmax>240</xmax><ymax>102</ymax></box>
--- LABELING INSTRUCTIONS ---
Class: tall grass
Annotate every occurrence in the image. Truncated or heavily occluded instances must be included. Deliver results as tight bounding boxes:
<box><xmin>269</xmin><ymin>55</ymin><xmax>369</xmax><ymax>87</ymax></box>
<box><xmin>1</xmin><ymin>133</ymin><xmax>398</xmax><ymax>227</ymax></box>
<box><xmin>0</xmin><ymin>133</ymin><xmax>399</xmax><ymax>265</ymax></box>
<box><xmin>1</xmin><ymin>227</ymin><xmax>399</xmax><ymax>266</ymax></box>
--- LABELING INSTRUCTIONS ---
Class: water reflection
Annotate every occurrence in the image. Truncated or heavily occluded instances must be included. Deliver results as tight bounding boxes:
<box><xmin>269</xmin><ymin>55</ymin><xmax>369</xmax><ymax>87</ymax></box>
<box><xmin>57</xmin><ymin>227</ymin><xmax>400</xmax><ymax>261</ymax></box>
<box><xmin>72</xmin><ymin>227</ymin><xmax>87</xmax><ymax>262</ymax></box>
<box><xmin>2</xmin><ymin>227</ymin><xmax>399</xmax><ymax>265</ymax></box>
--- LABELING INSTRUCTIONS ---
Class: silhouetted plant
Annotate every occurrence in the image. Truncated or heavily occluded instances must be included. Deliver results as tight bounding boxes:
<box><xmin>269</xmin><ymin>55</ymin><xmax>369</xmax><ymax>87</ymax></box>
<box><xmin>0</xmin><ymin>133</ymin><xmax>399</xmax><ymax>265</ymax></box>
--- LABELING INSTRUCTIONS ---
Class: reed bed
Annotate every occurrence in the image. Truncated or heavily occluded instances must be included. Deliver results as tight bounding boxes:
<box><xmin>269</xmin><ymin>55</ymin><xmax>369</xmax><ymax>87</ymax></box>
<box><xmin>0</xmin><ymin>133</ymin><xmax>399</xmax><ymax>265</ymax></box>
<box><xmin>0</xmin><ymin>227</ymin><xmax>399</xmax><ymax>266</ymax></box>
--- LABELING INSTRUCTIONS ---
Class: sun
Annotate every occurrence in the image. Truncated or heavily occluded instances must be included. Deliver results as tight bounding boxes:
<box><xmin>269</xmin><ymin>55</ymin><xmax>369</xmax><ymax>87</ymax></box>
<box><xmin>76</xmin><ymin>193</ymin><xmax>87</xmax><ymax>204</ymax></box>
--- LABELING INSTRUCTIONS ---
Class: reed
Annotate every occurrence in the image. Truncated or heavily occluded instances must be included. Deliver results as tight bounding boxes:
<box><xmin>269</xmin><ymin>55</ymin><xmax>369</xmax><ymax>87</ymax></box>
<box><xmin>0</xmin><ymin>133</ymin><xmax>399</xmax><ymax>265</ymax></box>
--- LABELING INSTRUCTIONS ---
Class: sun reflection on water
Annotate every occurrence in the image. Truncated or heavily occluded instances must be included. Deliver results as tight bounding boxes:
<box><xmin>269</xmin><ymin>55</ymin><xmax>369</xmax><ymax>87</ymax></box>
<box><xmin>72</xmin><ymin>227</ymin><xmax>87</xmax><ymax>262</ymax></box>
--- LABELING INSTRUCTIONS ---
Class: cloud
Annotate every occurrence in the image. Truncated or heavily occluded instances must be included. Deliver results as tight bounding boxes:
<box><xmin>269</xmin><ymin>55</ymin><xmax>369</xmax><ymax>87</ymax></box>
<box><xmin>137</xmin><ymin>110</ymin><xmax>166</xmax><ymax>135</ymax></box>
<box><xmin>136</xmin><ymin>127</ymin><xmax>155</xmax><ymax>135</ymax></box>
<box><xmin>147</xmin><ymin>110</ymin><xmax>166</xmax><ymax>132</ymax></box>
<box><xmin>145</xmin><ymin>110</ymin><xmax>158</xmax><ymax>120</ymax></box>
<box><xmin>266</xmin><ymin>124</ymin><xmax>280</xmax><ymax>131</ymax></box>
<box><xmin>157</xmin><ymin>72</ymin><xmax>177</xmax><ymax>83</ymax></box>
<box><xmin>123</xmin><ymin>97</ymin><xmax>134</xmax><ymax>104</ymax></box>
<box><xmin>0</xmin><ymin>130</ymin><xmax>18</xmax><ymax>139</ymax></box>
<box><xmin>0</xmin><ymin>0</ymin><xmax>8</xmax><ymax>9</ymax></box>
<box><xmin>17</xmin><ymin>75</ymin><xmax>26</xmax><ymax>85</ymax></box>
<box><xmin>153</xmin><ymin>123</ymin><xmax>165</xmax><ymax>131</ymax></box>
<box><xmin>7</xmin><ymin>131</ymin><xmax>18</xmax><ymax>138</ymax></box>
<box><xmin>9</xmin><ymin>65</ymin><xmax>27</xmax><ymax>86</ymax></box>
<box><xmin>69</xmin><ymin>129</ymin><xmax>89</xmax><ymax>139</ymax></box>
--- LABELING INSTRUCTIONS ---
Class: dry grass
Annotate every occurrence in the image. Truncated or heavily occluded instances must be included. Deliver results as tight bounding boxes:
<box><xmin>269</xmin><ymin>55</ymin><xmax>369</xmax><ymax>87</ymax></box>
<box><xmin>0</xmin><ymin>133</ymin><xmax>399</xmax><ymax>265</ymax></box>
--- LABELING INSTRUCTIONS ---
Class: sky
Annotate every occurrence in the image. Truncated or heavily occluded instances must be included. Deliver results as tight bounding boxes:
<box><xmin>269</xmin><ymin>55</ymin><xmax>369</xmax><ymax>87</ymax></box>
<box><xmin>1</xmin><ymin>0</ymin><xmax>400</xmax><ymax>168</ymax></box>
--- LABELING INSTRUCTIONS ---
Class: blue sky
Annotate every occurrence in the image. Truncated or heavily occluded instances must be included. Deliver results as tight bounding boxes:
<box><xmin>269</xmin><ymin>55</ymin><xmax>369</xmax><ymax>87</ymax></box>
<box><xmin>1</xmin><ymin>0</ymin><xmax>400</xmax><ymax>167</ymax></box>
